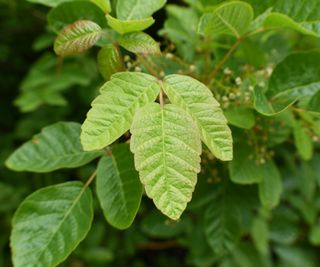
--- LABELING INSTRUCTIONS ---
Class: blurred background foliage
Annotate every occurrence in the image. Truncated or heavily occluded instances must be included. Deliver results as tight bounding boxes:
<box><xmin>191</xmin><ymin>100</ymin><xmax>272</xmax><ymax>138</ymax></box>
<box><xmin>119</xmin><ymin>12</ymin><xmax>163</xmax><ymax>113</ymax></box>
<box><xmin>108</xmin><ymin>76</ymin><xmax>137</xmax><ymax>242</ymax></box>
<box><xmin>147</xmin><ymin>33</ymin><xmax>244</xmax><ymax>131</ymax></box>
<box><xmin>1</xmin><ymin>0</ymin><xmax>320</xmax><ymax>267</ymax></box>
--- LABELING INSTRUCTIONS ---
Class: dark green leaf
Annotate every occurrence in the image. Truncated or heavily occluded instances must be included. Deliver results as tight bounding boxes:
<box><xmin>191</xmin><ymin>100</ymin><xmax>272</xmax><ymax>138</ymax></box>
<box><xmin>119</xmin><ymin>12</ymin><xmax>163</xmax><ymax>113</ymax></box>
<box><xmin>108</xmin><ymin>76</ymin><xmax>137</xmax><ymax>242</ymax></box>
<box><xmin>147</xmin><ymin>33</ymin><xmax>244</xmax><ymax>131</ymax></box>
<box><xmin>11</xmin><ymin>182</ymin><xmax>93</xmax><ymax>267</ymax></box>
<box><xmin>6</xmin><ymin>122</ymin><xmax>101</xmax><ymax>172</ymax></box>
<box><xmin>96</xmin><ymin>144</ymin><xmax>142</xmax><ymax>229</ymax></box>
<box><xmin>48</xmin><ymin>1</ymin><xmax>107</xmax><ymax>33</ymax></box>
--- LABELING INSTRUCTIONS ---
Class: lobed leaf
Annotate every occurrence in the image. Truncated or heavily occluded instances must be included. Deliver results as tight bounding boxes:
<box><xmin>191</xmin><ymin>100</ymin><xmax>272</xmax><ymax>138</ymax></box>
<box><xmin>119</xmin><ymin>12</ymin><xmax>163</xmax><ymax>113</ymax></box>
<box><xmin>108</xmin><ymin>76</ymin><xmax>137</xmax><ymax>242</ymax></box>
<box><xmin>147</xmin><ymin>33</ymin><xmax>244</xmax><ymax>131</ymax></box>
<box><xmin>11</xmin><ymin>182</ymin><xmax>93</xmax><ymax>267</ymax></box>
<box><xmin>81</xmin><ymin>72</ymin><xmax>160</xmax><ymax>151</ymax></box>
<box><xmin>130</xmin><ymin>103</ymin><xmax>201</xmax><ymax>220</ymax></box>
<box><xmin>163</xmin><ymin>74</ymin><xmax>233</xmax><ymax>161</ymax></box>
<box><xmin>198</xmin><ymin>1</ymin><xmax>253</xmax><ymax>37</ymax></box>
<box><xmin>54</xmin><ymin>20</ymin><xmax>103</xmax><ymax>57</ymax></box>
<box><xmin>97</xmin><ymin>44</ymin><xmax>125</xmax><ymax>81</ymax></box>
<box><xmin>96</xmin><ymin>144</ymin><xmax>142</xmax><ymax>229</ymax></box>
<box><xmin>5</xmin><ymin>122</ymin><xmax>101</xmax><ymax>173</ymax></box>
<box><xmin>118</xmin><ymin>32</ymin><xmax>160</xmax><ymax>55</ymax></box>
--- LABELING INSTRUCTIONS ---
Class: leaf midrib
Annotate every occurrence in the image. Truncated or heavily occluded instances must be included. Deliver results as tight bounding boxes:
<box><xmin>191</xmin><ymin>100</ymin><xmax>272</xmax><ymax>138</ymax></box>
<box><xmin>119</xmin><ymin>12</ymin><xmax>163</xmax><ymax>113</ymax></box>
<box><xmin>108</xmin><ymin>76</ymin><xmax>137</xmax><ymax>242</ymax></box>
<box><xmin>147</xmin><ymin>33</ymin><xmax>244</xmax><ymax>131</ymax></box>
<box><xmin>34</xmin><ymin>185</ymin><xmax>88</xmax><ymax>264</ymax></box>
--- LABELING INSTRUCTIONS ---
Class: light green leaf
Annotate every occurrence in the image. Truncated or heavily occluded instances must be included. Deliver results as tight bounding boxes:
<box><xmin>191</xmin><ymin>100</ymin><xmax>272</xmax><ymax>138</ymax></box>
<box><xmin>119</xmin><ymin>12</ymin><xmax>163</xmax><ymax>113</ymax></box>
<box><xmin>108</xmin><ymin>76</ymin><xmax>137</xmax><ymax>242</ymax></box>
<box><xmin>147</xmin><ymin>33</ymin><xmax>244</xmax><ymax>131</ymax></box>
<box><xmin>130</xmin><ymin>103</ymin><xmax>201</xmax><ymax>220</ymax></box>
<box><xmin>90</xmin><ymin>0</ymin><xmax>111</xmax><ymax>13</ymax></box>
<box><xmin>198</xmin><ymin>1</ymin><xmax>254</xmax><ymax>37</ymax></box>
<box><xmin>258</xmin><ymin>160</ymin><xmax>282</xmax><ymax>209</ymax></box>
<box><xmin>263</xmin><ymin>13</ymin><xmax>320</xmax><ymax>37</ymax></box>
<box><xmin>263</xmin><ymin>0</ymin><xmax>320</xmax><ymax>37</ymax></box>
<box><xmin>11</xmin><ymin>182</ymin><xmax>93</xmax><ymax>267</ymax></box>
<box><xmin>96</xmin><ymin>144</ymin><xmax>142</xmax><ymax>229</ymax></box>
<box><xmin>5</xmin><ymin>122</ymin><xmax>101</xmax><ymax>173</ymax></box>
<box><xmin>309</xmin><ymin>224</ymin><xmax>320</xmax><ymax>246</ymax></box>
<box><xmin>254</xmin><ymin>52</ymin><xmax>320</xmax><ymax>115</ymax></box>
<box><xmin>223</xmin><ymin>106</ymin><xmax>255</xmax><ymax>129</ymax></box>
<box><xmin>116</xmin><ymin>0</ymin><xmax>166</xmax><ymax>20</ymax></box>
<box><xmin>205</xmin><ymin>186</ymin><xmax>242</xmax><ymax>255</ymax></box>
<box><xmin>118</xmin><ymin>32</ymin><xmax>160</xmax><ymax>55</ymax></box>
<box><xmin>229</xmin><ymin>143</ymin><xmax>263</xmax><ymax>184</ymax></box>
<box><xmin>106</xmin><ymin>15</ymin><xmax>155</xmax><ymax>34</ymax></box>
<box><xmin>54</xmin><ymin>20</ymin><xmax>102</xmax><ymax>57</ymax></box>
<box><xmin>251</xmin><ymin>216</ymin><xmax>269</xmax><ymax>254</ymax></box>
<box><xmin>48</xmin><ymin>1</ymin><xmax>107</xmax><ymax>33</ymax></box>
<box><xmin>293</xmin><ymin>120</ymin><xmax>313</xmax><ymax>161</ymax></box>
<box><xmin>97</xmin><ymin>44</ymin><xmax>125</xmax><ymax>81</ymax></box>
<box><xmin>163</xmin><ymin>74</ymin><xmax>232</xmax><ymax>161</ymax></box>
<box><xmin>81</xmin><ymin>72</ymin><xmax>160</xmax><ymax>151</ymax></box>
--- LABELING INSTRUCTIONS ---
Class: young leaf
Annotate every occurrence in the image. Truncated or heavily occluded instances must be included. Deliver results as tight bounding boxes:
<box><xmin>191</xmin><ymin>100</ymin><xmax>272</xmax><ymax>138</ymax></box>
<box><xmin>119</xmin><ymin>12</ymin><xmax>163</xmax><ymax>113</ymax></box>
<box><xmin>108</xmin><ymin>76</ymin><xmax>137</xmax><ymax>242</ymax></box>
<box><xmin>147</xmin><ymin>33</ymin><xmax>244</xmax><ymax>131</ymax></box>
<box><xmin>54</xmin><ymin>20</ymin><xmax>103</xmax><ymax>57</ymax></box>
<box><xmin>258</xmin><ymin>160</ymin><xmax>282</xmax><ymax>209</ymax></box>
<box><xmin>116</xmin><ymin>0</ymin><xmax>166</xmax><ymax>20</ymax></box>
<box><xmin>5</xmin><ymin>122</ymin><xmax>101</xmax><ymax>173</ymax></box>
<box><xmin>90</xmin><ymin>0</ymin><xmax>111</xmax><ymax>13</ymax></box>
<box><xmin>254</xmin><ymin>52</ymin><xmax>320</xmax><ymax>115</ymax></box>
<box><xmin>205</xmin><ymin>186</ymin><xmax>242</xmax><ymax>255</ymax></box>
<box><xmin>81</xmin><ymin>72</ymin><xmax>160</xmax><ymax>151</ymax></box>
<box><xmin>11</xmin><ymin>182</ymin><xmax>93</xmax><ymax>267</ymax></box>
<box><xmin>97</xmin><ymin>44</ymin><xmax>125</xmax><ymax>81</ymax></box>
<box><xmin>48</xmin><ymin>1</ymin><xmax>107</xmax><ymax>33</ymax></box>
<box><xmin>293</xmin><ymin>120</ymin><xmax>313</xmax><ymax>161</ymax></box>
<box><xmin>130</xmin><ymin>103</ymin><xmax>201</xmax><ymax>220</ymax></box>
<box><xmin>96</xmin><ymin>144</ymin><xmax>142</xmax><ymax>229</ymax></box>
<box><xmin>106</xmin><ymin>15</ymin><xmax>155</xmax><ymax>35</ymax></box>
<box><xmin>163</xmin><ymin>74</ymin><xmax>232</xmax><ymax>161</ymax></box>
<box><xmin>118</xmin><ymin>32</ymin><xmax>160</xmax><ymax>55</ymax></box>
<box><xmin>229</xmin><ymin>143</ymin><xmax>263</xmax><ymax>184</ymax></box>
<box><xmin>198</xmin><ymin>1</ymin><xmax>254</xmax><ymax>37</ymax></box>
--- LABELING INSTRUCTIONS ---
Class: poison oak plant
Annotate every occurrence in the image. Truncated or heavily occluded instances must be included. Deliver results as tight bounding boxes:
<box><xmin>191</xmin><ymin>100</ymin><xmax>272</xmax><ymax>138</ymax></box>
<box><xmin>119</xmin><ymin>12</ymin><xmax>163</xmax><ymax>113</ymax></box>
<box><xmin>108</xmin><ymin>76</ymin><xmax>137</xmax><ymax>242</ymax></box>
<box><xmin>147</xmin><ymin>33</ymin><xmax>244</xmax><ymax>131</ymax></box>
<box><xmin>4</xmin><ymin>0</ymin><xmax>320</xmax><ymax>266</ymax></box>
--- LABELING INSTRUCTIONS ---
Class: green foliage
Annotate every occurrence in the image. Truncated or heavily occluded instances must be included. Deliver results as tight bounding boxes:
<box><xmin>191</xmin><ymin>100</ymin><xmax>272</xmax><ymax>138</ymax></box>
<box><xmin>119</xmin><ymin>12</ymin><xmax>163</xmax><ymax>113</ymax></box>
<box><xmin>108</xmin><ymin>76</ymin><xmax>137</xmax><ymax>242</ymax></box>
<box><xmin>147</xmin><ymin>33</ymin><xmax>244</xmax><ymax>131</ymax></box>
<box><xmin>81</xmin><ymin>72</ymin><xmax>160</xmax><ymax>150</ymax></box>
<box><xmin>96</xmin><ymin>144</ymin><xmax>142</xmax><ymax>229</ymax></box>
<box><xmin>54</xmin><ymin>20</ymin><xmax>103</xmax><ymax>56</ymax></box>
<box><xmin>97</xmin><ymin>44</ymin><xmax>125</xmax><ymax>80</ymax></box>
<box><xmin>3</xmin><ymin>0</ymin><xmax>320</xmax><ymax>266</ymax></box>
<box><xmin>11</xmin><ymin>182</ymin><xmax>93</xmax><ymax>267</ymax></box>
<box><xmin>6</xmin><ymin>122</ymin><xmax>101</xmax><ymax>172</ymax></box>
<box><xmin>164</xmin><ymin>75</ymin><xmax>233</xmax><ymax>161</ymax></box>
<box><xmin>130</xmin><ymin>103</ymin><xmax>201</xmax><ymax>220</ymax></box>
<box><xmin>198</xmin><ymin>1</ymin><xmax>253</xmax><ymax>37</ymax></box>
<box><xmin>118</xmin><ymin>32</ymin><xmax>160</xmax><ymax>55</ymax></box>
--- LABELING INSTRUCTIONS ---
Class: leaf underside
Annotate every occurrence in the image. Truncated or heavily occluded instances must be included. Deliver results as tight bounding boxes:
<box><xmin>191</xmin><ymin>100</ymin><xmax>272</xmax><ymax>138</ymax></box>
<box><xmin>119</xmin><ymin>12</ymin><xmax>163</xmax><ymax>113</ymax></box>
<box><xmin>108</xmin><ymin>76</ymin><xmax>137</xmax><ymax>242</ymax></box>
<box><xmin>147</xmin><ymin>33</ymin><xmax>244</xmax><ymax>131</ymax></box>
<box><xmin>163</xmin><ymin>74</ymin><xmax>233</xmax><ymax>161</ymax></box>
<box><xmin>130</xmin><ymin>103</ymin><xmax>201</xmax><ymax>220</ymax></box>
<box><xmin>81</xmin><ymin>72</ymin><xmax>160</xmax><ymax>151</ymax></box>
